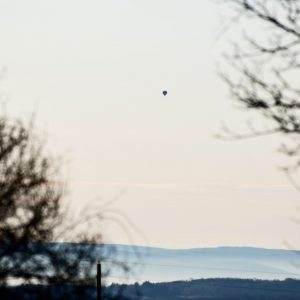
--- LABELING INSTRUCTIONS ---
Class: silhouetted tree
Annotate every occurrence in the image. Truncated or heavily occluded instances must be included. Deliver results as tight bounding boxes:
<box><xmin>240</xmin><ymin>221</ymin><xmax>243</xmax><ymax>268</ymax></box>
<box><xmin>220</xmin><ymin>0</ymin><xmax>300</xmax><ymax>177</ymax></box>
<box><xmin>0</xmin><ymin>115</ymin><xmax>128</xmax><ymax>299</ymax></box>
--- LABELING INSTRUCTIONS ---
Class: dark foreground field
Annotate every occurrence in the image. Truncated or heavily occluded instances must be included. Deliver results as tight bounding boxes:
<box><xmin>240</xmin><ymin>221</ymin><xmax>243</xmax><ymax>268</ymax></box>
<box><xmin>2</xmin><ymin>278</ymin><xmax>300</xmax><ymax>300</ymax></box>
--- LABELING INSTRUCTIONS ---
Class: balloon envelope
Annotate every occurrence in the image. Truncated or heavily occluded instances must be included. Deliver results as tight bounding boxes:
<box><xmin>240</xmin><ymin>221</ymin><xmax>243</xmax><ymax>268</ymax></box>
<box><xmin>162</xmin><ymin>90</ymin><xmax>168</xmax><ymax>96</ymax></box>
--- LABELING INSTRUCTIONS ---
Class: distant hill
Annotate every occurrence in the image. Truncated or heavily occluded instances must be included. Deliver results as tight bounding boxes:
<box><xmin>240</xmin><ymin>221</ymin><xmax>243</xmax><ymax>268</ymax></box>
<box><xmin>2</xmin><ymin>243</ymin><xmax>300</xmax><ymax>299</ymax></box>
<box><xmin>105</xmin><ymin>244</ymin><xmax>300</xmax><ymax>283</ymax></box>
<box><xmin>2</xmin><ymin>242</ymin><xmax>300</xmax><ymax>283</ymax></box>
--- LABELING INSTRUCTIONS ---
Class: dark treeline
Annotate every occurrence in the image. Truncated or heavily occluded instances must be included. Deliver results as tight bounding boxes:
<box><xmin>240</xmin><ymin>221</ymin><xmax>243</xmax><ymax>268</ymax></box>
<box><xmin>2</xmin><ymin>278</ymin><xmax>300</xmax><ymax>299</ymax></box>
<box><xmin>107</xmin><ymin>278</ymin><xmax>300</xmax><ymax>300</ymax></box>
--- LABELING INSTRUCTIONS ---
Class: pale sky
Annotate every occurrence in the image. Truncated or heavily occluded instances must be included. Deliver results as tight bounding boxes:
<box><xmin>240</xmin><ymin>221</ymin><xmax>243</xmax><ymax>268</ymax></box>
<box><xmin>0</xmin><ymin>0</ymin><xmax>299</xmax><ymax>249</ymax></box>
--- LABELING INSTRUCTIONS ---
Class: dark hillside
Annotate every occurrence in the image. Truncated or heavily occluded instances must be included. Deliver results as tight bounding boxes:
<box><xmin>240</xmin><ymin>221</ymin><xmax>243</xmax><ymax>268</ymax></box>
<box><xmin>1</xmin><ymin>278</ymin><xmax>300</xmax><ymax>299</ymax></box>
<box><xmin>107</xmin><ymin>278</ymin><xmax>300</xmax><ymax>300</ymax></box>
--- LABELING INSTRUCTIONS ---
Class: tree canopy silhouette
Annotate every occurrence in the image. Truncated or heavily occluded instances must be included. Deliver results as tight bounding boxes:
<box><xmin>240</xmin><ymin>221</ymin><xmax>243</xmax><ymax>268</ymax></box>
<box><xmin>220</xmin><ymin>0</ymin><xmax>300</xmax><ymax>176</ymax></box>
<box><xmin>0</xmin><ymin>114</ymin><xmax>127</xmax><ymax>298</ymax></box>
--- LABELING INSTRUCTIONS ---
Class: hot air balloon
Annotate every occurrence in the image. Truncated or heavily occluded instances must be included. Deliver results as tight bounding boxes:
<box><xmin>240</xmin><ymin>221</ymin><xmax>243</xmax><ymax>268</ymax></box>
<box><xmin>162</xmin><ymin>90</ymin><xmax>168</xmax><ymax>96</ymax></box>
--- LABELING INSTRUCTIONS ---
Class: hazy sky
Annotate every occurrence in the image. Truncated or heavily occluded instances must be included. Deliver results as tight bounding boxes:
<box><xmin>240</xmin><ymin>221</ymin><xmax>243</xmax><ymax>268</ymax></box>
<box><xmin>0</xmin><ymin>0</ymin><xmax>299</xmax><ymax>249</ymax></box>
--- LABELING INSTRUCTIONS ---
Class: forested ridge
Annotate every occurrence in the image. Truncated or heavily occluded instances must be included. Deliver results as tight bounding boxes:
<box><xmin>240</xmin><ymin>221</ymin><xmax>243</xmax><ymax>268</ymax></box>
<box><xmin>107</xmin><ymin>278</ymin><xmax>300</xmax><ymax>300</ymax></box>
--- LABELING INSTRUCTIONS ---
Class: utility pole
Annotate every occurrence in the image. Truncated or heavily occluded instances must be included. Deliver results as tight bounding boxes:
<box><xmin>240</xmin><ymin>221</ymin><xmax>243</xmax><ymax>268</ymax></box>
<box><xmin>97</xmin><ymin>261</ymin><xmax>102</xmax><ymax>300</ymax></box>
